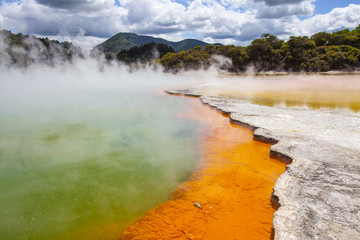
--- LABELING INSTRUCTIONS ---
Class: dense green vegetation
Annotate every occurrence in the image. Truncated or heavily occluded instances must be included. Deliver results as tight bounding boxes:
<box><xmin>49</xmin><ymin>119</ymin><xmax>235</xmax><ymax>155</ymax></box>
<box><xmin>160</xmin><ymin>25</ymin><xmax>360</xmax><ymax>73</ymax></box>
<box><xmin>96</xmin><ymin>32</ymin><xmax>219</xmax><ymax>53</ymax></box>
<box><xmin>2</xmin><ymin>26</ymin><xmax>359</xmax><ymax>73</ymax></box>
<box><xmin>0</xmin><ymin>30</ymin><xmax>83</xmax><ymax>67</ymax></box>
<box><xmin>115</xmin><ymin>42</ymin><xmax>175</xmax><ymax>63</ymax></box>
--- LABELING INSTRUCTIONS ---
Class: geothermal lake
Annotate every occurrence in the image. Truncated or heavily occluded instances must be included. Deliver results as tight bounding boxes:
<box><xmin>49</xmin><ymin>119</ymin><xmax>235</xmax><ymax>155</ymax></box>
<box><xmin>0</xmin><ymin>66</ymin><xmax>205</xmax><ymax>240</ymax></box>
<box><xmin>1</xmin><ymin>65</ymin><xmax>359</xmax><ymax>240</ymax></box>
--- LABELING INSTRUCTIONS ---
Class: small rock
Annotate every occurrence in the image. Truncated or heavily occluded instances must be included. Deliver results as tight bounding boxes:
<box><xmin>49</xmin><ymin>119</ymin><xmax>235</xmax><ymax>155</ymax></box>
<box><xmin>194</xmin><ymin>202</ymin><xmax>202</xmax><ymax>209</ymax></box>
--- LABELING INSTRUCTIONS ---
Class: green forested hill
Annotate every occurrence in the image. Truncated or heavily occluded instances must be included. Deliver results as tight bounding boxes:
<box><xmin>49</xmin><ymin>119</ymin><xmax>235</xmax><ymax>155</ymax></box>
<box><xmin>3</xmin><ymin>26</ymin><xmax>359</xmax><ymax>73</ymax></box>
<box><xmin>96</xmin><ymin>32</ymin><xmax>219</xmax><ymax>52</ymax></box>
<box><xmin>160</xmin><ymin>25</ymin><xmax>360</xmax><ymax>73</ymax></box>
<box><xmin>115</xmin><ymin>42</ymin><xmax>175</xmax><ymax>63</ymax></box>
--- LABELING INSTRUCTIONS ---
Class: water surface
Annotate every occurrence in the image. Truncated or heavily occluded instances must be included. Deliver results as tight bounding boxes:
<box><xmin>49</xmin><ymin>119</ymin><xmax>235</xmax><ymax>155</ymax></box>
<box><xmin>199</xmin><ymin>74</ymin><xmax>360</xmax><ymax>112</ymax></box>
<box><xmin>0</xmin><ymin>66</ymin><xmax>202</xmax><ymax>240</ymax></box>
<box><xmin>120</xmin><ymin>96</ymin><xmax>286</xmax><ymax>239</ymax></box>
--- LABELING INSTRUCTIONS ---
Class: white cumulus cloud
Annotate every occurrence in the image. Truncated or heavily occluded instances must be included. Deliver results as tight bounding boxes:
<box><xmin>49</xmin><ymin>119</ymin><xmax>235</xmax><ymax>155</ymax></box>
<box><xmin>0</xmin><ymin>0</ymin><xmax>359</xmax><ymax>49</ymax></box>
<box><xmin>293</xmin><ymin>4</ymin><xmax>360</xmax><ymax>36</ymax></box>
<box><xmin>255</xmin><ymin>0</ymin><xmax>315</xmax><ymax>18</ymax></box>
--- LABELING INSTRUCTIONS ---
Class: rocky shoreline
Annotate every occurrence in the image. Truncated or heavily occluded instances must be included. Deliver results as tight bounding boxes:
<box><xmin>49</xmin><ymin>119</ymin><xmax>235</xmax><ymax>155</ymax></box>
<box><xmin>166</xmin><ymin>88</ymin><xmax>360</xmax><ymax>239</ymax></box>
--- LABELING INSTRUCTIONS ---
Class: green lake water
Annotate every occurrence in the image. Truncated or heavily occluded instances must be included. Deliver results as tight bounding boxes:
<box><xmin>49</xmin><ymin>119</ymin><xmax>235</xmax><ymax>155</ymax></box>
<box><xmin>0</xmin><ymin>68</ymin><xmax>202</xmax><ymax>240</ymax></box>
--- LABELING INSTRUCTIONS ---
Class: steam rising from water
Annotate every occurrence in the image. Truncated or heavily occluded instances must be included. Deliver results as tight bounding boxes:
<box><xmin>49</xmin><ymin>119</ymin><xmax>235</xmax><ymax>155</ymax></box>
<box><xmin>0</xmin><ymin>60</ymin><xmax>208</xmax><ymax>240</ymax></box>
<box><xmin>1</xmin><ymin>41</ymin><xmax>359</xmax><ymax>240</ymax></box>
<box><xmin>199</xmin><ymin>73</ymin><xmax>360</xmax><ymax>112</ymax></box>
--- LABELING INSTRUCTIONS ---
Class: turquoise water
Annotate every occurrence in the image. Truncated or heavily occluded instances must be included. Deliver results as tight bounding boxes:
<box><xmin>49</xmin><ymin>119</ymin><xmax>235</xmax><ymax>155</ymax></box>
<box><xmin>0</xmin><ymin>68</ymin><xmax>201</xmax><ymax>240</ymax></box>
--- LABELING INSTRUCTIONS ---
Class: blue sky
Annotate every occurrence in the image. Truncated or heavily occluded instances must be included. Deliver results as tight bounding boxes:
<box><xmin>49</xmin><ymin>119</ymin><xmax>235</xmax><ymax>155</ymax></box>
<box><xmin>313</xmin><ymin>0</ymin><xmax>358</xmax><ymax>14</ymax></box>
<box><xmin>0</xmin><ymin>0</ymin><xmax>359</xmax><ymax>48</ymax></box>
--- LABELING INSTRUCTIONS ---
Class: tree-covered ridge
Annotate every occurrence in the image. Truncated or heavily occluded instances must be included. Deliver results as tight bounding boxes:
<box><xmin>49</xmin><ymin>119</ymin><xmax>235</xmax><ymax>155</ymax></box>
<box><xmin>0</xmin><ymin>30</ymin><xmax>83</xmax><ymax>67</ymax></box>
<box><xmin>96</xmin><ymin>32</ymin><xmax>220</xmax><ymax>53</ymax></box>
<box><xmin>160</xmin><ymin>25</ymin><xmax>360</xmax><ymax>73</ymax></box>
<box><xmin>115</xmin><ymin>42</ymin><xmax>175</xmax><ymax>63</ymax></box>
<box><xmin>96</xmin><ymin>32</ymin><xmax>169</xmax><ymax>52</ymax></box>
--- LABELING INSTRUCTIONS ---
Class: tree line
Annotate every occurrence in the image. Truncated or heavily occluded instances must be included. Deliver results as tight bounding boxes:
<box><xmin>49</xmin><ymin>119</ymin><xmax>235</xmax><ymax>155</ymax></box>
<box><xmin>114</xmin><ymin>42</ymin><xmax>175</xmax><ymax>63</ymax></box>
<box><xmin>0</xmin><ymin>30</ymin><xmax>83</xmax><ymax>67</ymax></box>
<box><xmin>159</xmin><ymin>25</ymin><xmax>360</xmax><ymax>73</ymax></box>
<box><xmin>2</xmin><ymin>26</ymin><xmax>359</xmax><ymax>73</ymax></box>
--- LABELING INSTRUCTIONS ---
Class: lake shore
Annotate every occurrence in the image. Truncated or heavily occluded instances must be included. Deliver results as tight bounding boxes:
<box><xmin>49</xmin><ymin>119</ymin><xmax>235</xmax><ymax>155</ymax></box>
<box><xmin>165</xmin><ymin>83</ymin><xmax>360</xmax><ymax>239</ymax></box>
<box><xmin>119</xmin><ymin>94</ymin><xmax>286</xmax><ymax>239</ymax></box>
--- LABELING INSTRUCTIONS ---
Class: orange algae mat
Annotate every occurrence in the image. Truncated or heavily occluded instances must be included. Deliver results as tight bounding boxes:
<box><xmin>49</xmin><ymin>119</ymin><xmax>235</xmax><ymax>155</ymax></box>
<box><xmin>119</xmin><ymin>97</ymin><xmax>286</xmax><ymax>240</ymax></box>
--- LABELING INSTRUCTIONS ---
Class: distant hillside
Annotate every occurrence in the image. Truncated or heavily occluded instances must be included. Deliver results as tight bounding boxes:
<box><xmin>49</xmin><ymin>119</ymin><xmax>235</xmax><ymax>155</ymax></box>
<box><xmin>96</xmin><ymin>32</ymin><xmax>220</xmax><ymax>53</ymax></box>
<box><xmin>116</xmin><ymin>42</ymin><xmax>175</xmax><ymax>63</ymax></box>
